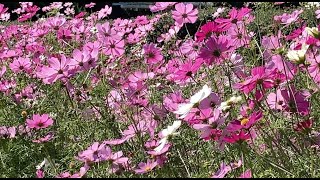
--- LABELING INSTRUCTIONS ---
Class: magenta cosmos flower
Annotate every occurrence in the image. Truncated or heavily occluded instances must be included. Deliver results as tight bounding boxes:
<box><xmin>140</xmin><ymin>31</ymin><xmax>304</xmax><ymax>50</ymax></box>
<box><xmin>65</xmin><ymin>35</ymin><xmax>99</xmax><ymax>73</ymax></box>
<box><xmin>172</xmin><ymin>3</ymin><xmax>198</xmax><ymax>25</ymax></box>
<box><xmin>199</xmin><ymin>35</ymin><xmax>233</xmax><ymax>65</ymax></box>
<box><xmin>26</xmin><ymin>114</ymin><xmax>54</xmax><ymax>129</ymax></box>
<box><xmin>234</xmin><ymin>66</ymin><xmax>275</xmax><ymax>94</ymax></box>
<box><xmin>195</xmin><ymin>21</ymin><xmax>226</xmax><ymax>42</ymax></box>
<box><xmin>215</xmin><ymin>7</ymin><xmax>252</xmax><ymax>29</ymax></box>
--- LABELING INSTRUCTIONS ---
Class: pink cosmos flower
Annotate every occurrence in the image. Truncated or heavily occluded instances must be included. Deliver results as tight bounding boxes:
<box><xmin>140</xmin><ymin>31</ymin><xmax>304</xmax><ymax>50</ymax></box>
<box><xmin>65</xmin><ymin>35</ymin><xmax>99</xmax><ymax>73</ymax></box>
<box><xmin>9</xmin><ymin>57</ymin><xmax>32</xmax><ymax>73</ymax></box>
<box><xmin>266</xmin><ymin>88</ymin><xmax>285</xmax><ymax>111</ymax></box>
<box><xmin>18</xmin><ymin>5</ymin><xmax>39</xmax><ymax>22</ymax></box>
<box><xmin>104</xmin><ymin>135</ymin><xmax>134</xmax><ymax>146</ymax></box>
<box><xmin>267</xmin><ymin>86</ymin><xmax>310</xmax><ymax>115</ymax></box>
<box><xmin>0</xmin><ymin>66</ymin><xmax>6</xmax><ymax>78</ymax></box>
<box><xmin>163</xmin><ymin>91</ymin><xmax>185</xmax><ymax>112</ymax></box>
<box><xmin>103</xmin><ymin>39</ymin><xmax>125</xmax><ymax>57</ymax></box>
<box><xmin>223</xmin><ymin>129</ymin><xmax>251</xmax><ymax>144</ymax></box>
<box><xmin>83</xmin><ymin>41</ymin><xmax>101</xmax><ymax>58</ymax></box>
<box><xmin>0</xmin><ymin>4</ymin><xmax>9</xmax><ymax>21</ymax></box>
<box><xmin>180</xmin><ymin>39</ymin><xmax>199</xmax><ymax>59</ymax></box>
<box><xmin>228</xmin><ymin>22</ymin><xmax>251</xmax><ymax>48</ymax></box>
<box><xmin>0</xmin><ymin>126</ymin><xmax>16</xmax><ymax>139</ymax></box>
<box><xmin>193</xmin><ymin>109</ymin><xmax>226</xmax><ymax>141</ymax></box>
<box><xmin>307</xmin><ymin>54</ymin><xmax>320</xmax><ymax>83</ymax></box>
<box><xmin>143</xmin><ymin>43</ymin><xmax>163</xmax><ymax>65</ymax></box>
<box><xmin>226</xmin><ymin>111</ymin><xmax>263</xmax><ymax>132</ymax></box>
<box><xmin>215</xmin><ymin>7</ymin><xmax>252</xmax><ymax>29</ymax></box>
<box><xmin>46</xmin><ymin>17</ymin><xmax>66</xmax><ymax>30</ymax></box>
<box><xmin>77</xmin><ymin>142</ymin><xmax>111</xmax><ymax>163</ymax></box>
<box><xmin>286</xmin><ymin>23</ymin><xmax>306</xmax><ymax>40</ymax></box>
<box><xmin>135</xmin><ymin>15</ymin><xmax>149</xmax><ymax>25</ymax></box>
<box><xmin>127</xmin><ymin>33</ymin><xmax>141</xmax><ymax>44</ymax></box>
<box><xmin>38</xmin><ymin>55</ymin><xmax>72</xmax><ymax>84</ymax></box>
<box><xmin>57</xmin><ymin>27</ymin><xmax>73</xmax><ymax>41</ymax></box>
<box><xmin>26</xmin><ymin>114</ymin><xmax>54</xmax><ymax>129</ymax></box>
<box><xmin>239</xmin><ymin>169</ymin><xmax>252</xmax><ymax>178</ymax></box>
<box><xmin>265</xmin><ymin>55</ymin><xmax>297</xmax><ymax>80</ymax></box>
<box><xmin>211</xmin><ymin>160</ymin><xmax>242</xmax><ymax>178</ymax></box>
<box><xmin>134</xmin><ymin>159</ymin><xmax>158</xmax><ymax>174</ymax></box>
<box><xmin>173</xmin><ymin>59</ymin><xmax>202</xmax><ymax>82</ymax></box>
<box><xmin>36</xmin><ymin>169</ymin><xmax>44</xmax><ymax>178</ymax></box>
<box><xmin>199</xmin><ymin>35</ymin><xmax>233</xmax><ymax>65</ymax></box>
<box><xmin>172</xmin><ymin>3</ymin><xmax>198</xmax><ymax>25</ymax></box>
<box><xmin>70</xmin><ymin>164</ymin><xmax>90</xmax><ymax>178</ymax></box>
<box><xmin>211</xmin><ymin>162</ymin><xmax>231</xmax><ymax>178</ymax></box>
<box><xmin>0</xmin><ymin>4</ymin><xmax>8</xmax><ymax>15</ymax></box>
<box><xmin>0</xmin><ymin>79</ymin><xmax>16</xmax><ymax>94</ymax></box>
<box><xmin>281</xmin><ymin>87</ymin><xmax>310</xmax><ymax>116</ymax></box>
<box><xmin>234</xmin><ymin>66</ymin><xmax>274</xmax><ymax>94</ymax></box>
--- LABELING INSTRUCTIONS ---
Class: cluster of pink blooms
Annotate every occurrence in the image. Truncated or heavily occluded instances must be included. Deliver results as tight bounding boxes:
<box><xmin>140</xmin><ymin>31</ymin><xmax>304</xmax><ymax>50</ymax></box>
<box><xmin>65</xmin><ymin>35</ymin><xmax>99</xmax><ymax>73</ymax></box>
<box><xmin>1</xmin><ymin>2</ymin><xmax>320</xmax><ymax>178</ymax></box>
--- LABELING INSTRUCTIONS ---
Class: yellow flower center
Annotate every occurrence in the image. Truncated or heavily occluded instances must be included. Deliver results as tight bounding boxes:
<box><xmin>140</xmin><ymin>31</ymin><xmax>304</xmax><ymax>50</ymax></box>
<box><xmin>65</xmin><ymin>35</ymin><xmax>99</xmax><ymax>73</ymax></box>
<box><xmin>240</xmin><ymin>118</ymin><xmax>249</xmax><ymax>125</ymax></box>
<box><xmin>145</xmin><ymin>166</ymin><xmax>151</xmax><ymax>171</ymax></box>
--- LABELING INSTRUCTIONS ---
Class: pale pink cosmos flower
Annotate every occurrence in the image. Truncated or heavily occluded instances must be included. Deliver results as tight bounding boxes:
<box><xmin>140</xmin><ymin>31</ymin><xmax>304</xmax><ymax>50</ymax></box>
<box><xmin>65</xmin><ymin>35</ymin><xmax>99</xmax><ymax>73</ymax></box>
<box><xmin>32</xmin><ymin>132</ymin><xmax>54</xmax><ymax>143</ymax></box>
<box><xmin>172</xmin><ymin>3</ymin><xmax>198</xmax><ymax>25</ymax></box>
<box><xmin>211</xmin><ymin>160</ymin><xmax>242</xmax><ymax>178</ymax></box>
<box><xmin>134</xmin><ymin>159</ymin><xmax>158</xmax><ymax>174</ymax></box>
<box><xmin>26</xmin><ymin>114</ymin><xmax>54</xmax><ymax>129</ymax></box>
<box><xmin>46</xmin><ymin>16</ymin><xmax>66</xmax><ymax>30</ymax></box>
<box><xmin>70</xmin><ymin>49</ymin><xmax>94</xmax><ymax>71</ymax></box>
<box><xmin>96</xmin><ymin>21</ymin><xmax>120</xmax><ymax>41</ymax></box>
<box><xmin>274</xmin><ymin>9</ymin><xmax>303</xmax><ymax>26</ymax></box>
<box><xmin>149</xmin><ymin>2</ymin><xmax>176</xmax><ymax>12</ymax></box>
<box><xmin>37</xmin><ymin>54</ymin><xmax>72</xmax><ymax>84</ymax></box>
<box><xmin>85</xmin><ymin>2</ymin><xmax>96</xmax><ymax>8</ymax></box>
<box><xmin>77</xmin><ymin>142</ymin><xmax>111</xmax><ymax>163</ymax></box>
<box><xmin>98</xmin><ymin>5</ymin><xmax>112</xmax><ymax>20</ymax></box>
<box><xmin>316</xmin><ymin>10</ymin><xmax>320</xmax><ymax>19</ymax></box>
<box><xmin>274</xmin><ymin>2</ymin><xmax>285</xmax><ymax>5</ymax></box>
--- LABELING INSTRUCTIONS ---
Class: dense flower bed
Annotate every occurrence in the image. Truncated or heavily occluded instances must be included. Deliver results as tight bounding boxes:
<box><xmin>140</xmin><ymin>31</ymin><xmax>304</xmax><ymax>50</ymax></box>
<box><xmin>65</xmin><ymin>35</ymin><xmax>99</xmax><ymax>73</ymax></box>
<box><xmin>1</xmin><ymin>2</ymin><xmax>320</xmax><ymax>178</ymax></box>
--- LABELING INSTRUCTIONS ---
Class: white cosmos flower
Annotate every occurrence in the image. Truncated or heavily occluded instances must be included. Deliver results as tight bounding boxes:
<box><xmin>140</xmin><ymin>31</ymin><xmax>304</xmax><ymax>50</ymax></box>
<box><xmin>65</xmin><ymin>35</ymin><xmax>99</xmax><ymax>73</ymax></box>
<box><xmin>36</xmin><ymin>158</ymin><xmax>49</xmax><ymax>170</ymax></box>
<box><xmin>305</xmin><ymin>27</ymin><xmax>320</xmax><ymax>38</ymax></box>
<box><xmin>174</xmin><ymin>84</ymin><xmax>212</xmax><ymax>119</ymax></box>
<box><xmin>287</xmin><ymin>43</ymin><xmax>309</xmax><ymax>64</ymax></box>
<box><xmin>154</xmin><ymin>120</ymin><xmax>182</xmax><ymax>152</ymax></box>
<box><xmin>219</xmin><ymin>96</ymin><xmax>242</xmax><ymax>111</ymax></box>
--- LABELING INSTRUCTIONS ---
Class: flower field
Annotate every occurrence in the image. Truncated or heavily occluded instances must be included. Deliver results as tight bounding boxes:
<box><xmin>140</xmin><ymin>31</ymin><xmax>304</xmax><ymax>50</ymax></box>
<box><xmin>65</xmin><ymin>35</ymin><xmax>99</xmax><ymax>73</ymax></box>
<box><xmin>1</xmin><ymin>2</ymin><xmax>320</xmax><ymax>178</ymax></box>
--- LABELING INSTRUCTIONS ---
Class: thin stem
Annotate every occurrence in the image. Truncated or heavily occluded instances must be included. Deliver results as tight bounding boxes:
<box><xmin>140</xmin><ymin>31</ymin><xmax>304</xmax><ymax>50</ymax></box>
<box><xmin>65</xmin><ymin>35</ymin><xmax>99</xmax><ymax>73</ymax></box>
<box><xmin>177</xmin><ymin>148</ymin><xmax>191</xmax><ymax>178</ymax></box>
